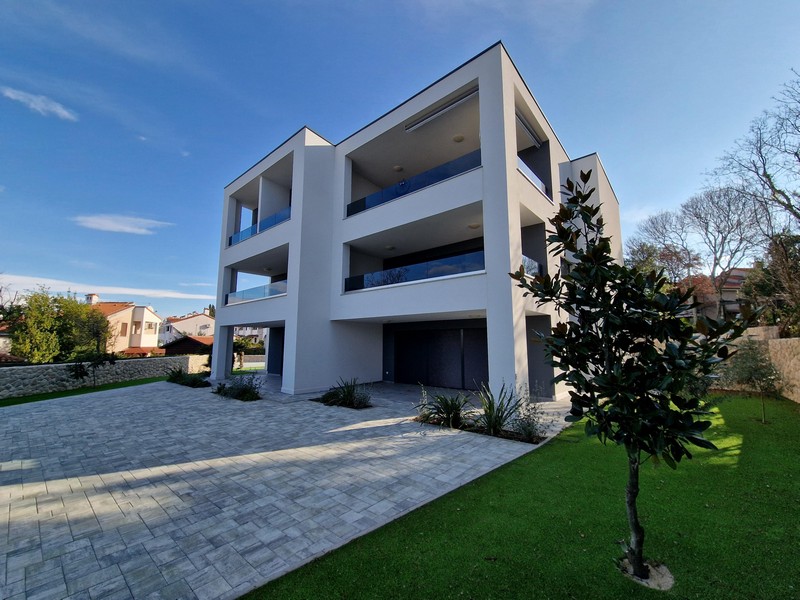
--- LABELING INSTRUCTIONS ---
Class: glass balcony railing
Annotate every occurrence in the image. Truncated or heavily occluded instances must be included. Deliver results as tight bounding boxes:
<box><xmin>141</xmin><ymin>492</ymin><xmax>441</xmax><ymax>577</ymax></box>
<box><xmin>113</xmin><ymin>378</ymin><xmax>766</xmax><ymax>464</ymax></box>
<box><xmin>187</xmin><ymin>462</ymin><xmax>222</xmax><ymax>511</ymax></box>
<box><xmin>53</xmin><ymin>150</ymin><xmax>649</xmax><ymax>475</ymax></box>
<box><xmin>345</xmin><ymin>250</ymin><xmax>485</xmax><ymax>292</ymax></box>
<box><xmin>225</xmin><ymin>281</ymin><xmax>288</xmax><ymax>305</ymax></box>
<box><xmin>516</xmin><ymin>157</ymin><xmax>548</xmax><ymax>197</ymax></box>
<box><xmin>258</xmin><ymin>206</ymin><xmax>291</xmax><ymax>232</ymax></box>
<box><xmin>229</xmin><ymin>223</ymin><xmax>258</xmax><ymax>246</ymax></box>
<box><xmin>228</xmin><ymin>207</ymin><xmax>291</xmax><ymax>246</ymax></box>
<box><xmin>521</xmin><ymin>255</ymin><xmax>545</xmax><ymax>277</ymax></box>
<box><xmin>347</xmin><ymin>149</ymin><xmax>481</xmax><ymax>217</ymax></box>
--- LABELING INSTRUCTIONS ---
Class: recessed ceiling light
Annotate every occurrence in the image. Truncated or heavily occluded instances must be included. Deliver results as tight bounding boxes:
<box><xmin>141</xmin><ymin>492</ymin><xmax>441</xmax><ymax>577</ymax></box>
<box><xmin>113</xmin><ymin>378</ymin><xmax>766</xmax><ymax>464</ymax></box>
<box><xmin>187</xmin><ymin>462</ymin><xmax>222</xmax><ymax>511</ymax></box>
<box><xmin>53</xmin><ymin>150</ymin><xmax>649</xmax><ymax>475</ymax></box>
<box><xmin>452</xmin><ymin>134</ymin><xmax>465</xmax><ymax>143</ymax></box>
<box><xmin>393</xmin><ymin>165</ymin><xmax>403</xmax><ymax>172</ymax></box>
<box><xmin>467</xmin><ymin>223</ymin><xmax>481</xmax><ymax>229</ymax></box>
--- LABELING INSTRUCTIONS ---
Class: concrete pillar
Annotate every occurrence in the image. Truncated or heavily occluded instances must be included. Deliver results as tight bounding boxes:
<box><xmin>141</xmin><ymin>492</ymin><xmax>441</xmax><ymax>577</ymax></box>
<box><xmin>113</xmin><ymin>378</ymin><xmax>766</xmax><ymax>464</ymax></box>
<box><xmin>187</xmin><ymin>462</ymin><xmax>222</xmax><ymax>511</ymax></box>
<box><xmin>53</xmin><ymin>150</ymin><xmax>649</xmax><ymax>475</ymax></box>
<box><xmin>210</xmin><ymin>325</ymin><xmax>234</xmax><ymax>381</ymax></box>
<box><xmin>479</xmin><ymin>51</ymin><xmax>529</xmax><ymax>396</ymax></box>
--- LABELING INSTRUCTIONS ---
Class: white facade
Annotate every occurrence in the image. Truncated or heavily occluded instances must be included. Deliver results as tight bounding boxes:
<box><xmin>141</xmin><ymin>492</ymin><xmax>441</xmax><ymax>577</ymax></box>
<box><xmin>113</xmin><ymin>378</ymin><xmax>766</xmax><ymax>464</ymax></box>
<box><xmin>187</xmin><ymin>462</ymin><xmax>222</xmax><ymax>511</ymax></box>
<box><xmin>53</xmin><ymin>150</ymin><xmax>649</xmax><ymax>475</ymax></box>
<box><xmin>212</xmin><ymin>43</ymin><xmax>621</xmax><ymax>397</ymax></box>
<box><xmin>159</xmin><ymin>312</ymin><xmax>215</xmax><ymax>345</ymax></box>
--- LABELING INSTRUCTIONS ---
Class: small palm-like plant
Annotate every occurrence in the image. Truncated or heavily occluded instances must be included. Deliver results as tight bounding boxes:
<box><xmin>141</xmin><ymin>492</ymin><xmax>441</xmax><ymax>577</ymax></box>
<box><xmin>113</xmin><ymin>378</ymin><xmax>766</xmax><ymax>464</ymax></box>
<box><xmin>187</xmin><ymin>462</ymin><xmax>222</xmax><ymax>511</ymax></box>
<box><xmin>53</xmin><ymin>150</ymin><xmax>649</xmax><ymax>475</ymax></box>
<box><xmin>474</xmin><ymin>383</ymin><xmax>520</xmax><ymax>437</ymax></box>
<box><xmin>322</xmin><ymin>377</ymin><xmax>372</xmax><ymax>408</ymax></box>
<box><xmin>416</xmin><ymin>386</ymin><xmax>470</xmax><ymax>429</ymax></box>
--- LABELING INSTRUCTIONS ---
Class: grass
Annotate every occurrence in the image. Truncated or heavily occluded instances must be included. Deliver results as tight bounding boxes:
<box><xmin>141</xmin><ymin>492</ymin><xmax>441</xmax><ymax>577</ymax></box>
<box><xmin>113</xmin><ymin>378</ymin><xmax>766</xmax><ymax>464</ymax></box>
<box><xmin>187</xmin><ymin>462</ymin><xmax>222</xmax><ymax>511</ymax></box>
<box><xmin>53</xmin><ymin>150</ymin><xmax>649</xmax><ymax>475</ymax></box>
<box><xmin>243</xmin><ymin>395</ymin><xmax>799</xmax><ymax>600</ymax></box>
<box><xmin>0</xmin><ymin>376</ymin><xmax>167</xmax><ymax>408</ymax></box>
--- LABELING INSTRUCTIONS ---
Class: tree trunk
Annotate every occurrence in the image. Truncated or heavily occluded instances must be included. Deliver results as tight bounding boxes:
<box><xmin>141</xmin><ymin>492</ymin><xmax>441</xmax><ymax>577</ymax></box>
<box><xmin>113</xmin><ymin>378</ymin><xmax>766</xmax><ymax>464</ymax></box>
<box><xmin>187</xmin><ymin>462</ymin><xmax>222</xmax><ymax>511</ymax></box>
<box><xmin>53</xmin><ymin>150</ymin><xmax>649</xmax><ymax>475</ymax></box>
<box><xmin>626</xmin><ymin>453</ymin><xmax>649</xmax><ymax>579</ymax></box>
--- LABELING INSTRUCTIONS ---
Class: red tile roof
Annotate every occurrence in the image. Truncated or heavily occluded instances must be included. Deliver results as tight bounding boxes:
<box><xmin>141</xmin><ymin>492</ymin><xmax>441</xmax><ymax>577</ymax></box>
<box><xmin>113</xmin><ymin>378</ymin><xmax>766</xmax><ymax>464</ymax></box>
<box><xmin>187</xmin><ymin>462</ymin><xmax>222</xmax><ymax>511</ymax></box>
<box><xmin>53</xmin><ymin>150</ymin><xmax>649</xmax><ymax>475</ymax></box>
<box><xmin>92</xmin><ymin>302</ymin><xmax>135</xmax><ymax>317</ymax></box>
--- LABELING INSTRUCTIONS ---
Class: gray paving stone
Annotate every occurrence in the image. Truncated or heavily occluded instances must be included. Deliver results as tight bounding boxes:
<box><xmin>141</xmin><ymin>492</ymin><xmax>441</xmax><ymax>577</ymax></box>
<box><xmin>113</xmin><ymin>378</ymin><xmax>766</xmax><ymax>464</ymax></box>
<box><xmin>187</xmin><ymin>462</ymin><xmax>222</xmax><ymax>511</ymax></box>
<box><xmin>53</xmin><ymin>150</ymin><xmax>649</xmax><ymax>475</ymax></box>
<box><xmin>87</xmin><ymin>574</ymin><xmax>129</xmax><ymax>599</ymax></box>
<box><xmin>0</xmin><ymin>380</ymin><xmax>568</xmax><ymax>599</ymax></box>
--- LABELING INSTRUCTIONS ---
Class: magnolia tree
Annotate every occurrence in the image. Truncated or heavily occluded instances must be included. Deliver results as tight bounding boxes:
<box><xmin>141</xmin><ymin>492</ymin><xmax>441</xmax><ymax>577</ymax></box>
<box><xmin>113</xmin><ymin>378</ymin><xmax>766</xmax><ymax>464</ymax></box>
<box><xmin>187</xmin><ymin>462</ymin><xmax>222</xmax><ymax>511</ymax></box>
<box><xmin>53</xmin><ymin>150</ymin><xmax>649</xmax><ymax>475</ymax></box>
<box><xmin>510</xmin><ymin>171</ymin><xmax>748</xmax><ymax>581</ymax></box>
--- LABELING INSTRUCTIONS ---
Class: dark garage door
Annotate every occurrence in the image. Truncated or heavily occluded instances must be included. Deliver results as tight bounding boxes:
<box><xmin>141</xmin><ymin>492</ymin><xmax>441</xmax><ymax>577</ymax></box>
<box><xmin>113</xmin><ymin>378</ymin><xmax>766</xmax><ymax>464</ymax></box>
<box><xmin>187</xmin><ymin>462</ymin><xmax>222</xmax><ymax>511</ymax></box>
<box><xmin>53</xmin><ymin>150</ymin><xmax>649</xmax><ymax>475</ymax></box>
<box><xmin>394</xmin><ymin>327</ymin><xmax>488</xmax><ymax>390</ymax></box>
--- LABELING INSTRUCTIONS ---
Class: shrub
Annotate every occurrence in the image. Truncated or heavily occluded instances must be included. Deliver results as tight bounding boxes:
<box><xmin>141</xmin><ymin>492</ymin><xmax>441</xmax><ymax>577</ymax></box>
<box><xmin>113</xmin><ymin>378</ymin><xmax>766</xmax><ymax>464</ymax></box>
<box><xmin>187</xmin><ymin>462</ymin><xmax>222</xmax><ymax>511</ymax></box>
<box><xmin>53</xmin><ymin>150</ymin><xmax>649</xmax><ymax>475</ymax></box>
<box><xmin>167</xmin><ymin>367</ymin><xmax>211</xmax><ymax>388</ymax></box>
<box><xmin>474</xmin><ymin>383</ymin><xmax>520</xmax><ymax>437</ymax></box>
<box><xmin>513</xmin><ymin>399</ymin><xmax>551</xmax><ymax>443</ymax></box>
<box><xmin>416</xmin><ymin>386</ymin><xmax>471</xmax><ymax>428</ymax></box>
<box><xmin>321</xmin><ymin>378</ymin><xmax>372</xmax><ymax>408</ymax></box>
<box><xmin>720</xmin><ymin>338</ymin><xmax>786</xmax><ymax>423</ymax></box>
<box><xmin>213</xmin><ymin>374</ymin><xmax>261</xmax><ymax>401</ymax></box>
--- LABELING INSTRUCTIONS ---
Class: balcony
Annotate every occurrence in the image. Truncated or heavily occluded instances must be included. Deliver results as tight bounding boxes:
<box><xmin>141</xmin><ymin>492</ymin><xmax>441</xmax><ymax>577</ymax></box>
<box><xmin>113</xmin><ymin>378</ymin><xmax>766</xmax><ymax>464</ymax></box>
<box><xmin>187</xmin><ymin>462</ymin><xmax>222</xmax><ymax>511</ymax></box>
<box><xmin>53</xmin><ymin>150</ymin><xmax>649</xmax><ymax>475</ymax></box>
<box><xmin>345</xmin><ymin>250</ymin><xmax>485</xmax><ymax>292</ymax></box>
<box><xmin>347</xmin><ymin>149</ymin><xmax>481</xmax><ymax>217</ymax></box>
<box><xmin>228</xmin><ymin>207</ymin><xmax>291</xmax><ymax>246</ymax></box>
<box><xmin>226</xmin><ymin>281</ymin><xmax>288</xmax><ymax>305</ymax></box>
<box><xmin>516</xmin><ymin>157</ymin><xmax>548</xmax><ymax>198</ymax></box>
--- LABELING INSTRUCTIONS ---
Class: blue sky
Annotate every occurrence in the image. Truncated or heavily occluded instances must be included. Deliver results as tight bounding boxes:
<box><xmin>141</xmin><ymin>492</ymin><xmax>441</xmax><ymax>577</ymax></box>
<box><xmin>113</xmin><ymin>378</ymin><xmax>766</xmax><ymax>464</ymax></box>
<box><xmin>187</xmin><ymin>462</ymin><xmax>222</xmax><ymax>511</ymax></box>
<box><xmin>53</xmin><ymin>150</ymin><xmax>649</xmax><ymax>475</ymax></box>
<box><xmin>1</xmin><ymin>0</ymin><xmax>799</xmax><ymax>318</ymax></box>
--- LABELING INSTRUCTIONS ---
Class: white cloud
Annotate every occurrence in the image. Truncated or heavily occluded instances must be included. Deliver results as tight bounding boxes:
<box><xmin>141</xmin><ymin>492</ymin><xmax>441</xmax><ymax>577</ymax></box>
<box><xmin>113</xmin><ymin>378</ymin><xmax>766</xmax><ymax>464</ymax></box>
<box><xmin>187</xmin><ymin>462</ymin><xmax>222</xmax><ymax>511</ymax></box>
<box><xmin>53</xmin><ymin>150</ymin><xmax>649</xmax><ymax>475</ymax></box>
<box><xmin>72</xmin><ymin>214</ymin><xmax>172</xmax><ymax>235</ymax></box>
<box><xmin>0</xmin><ymin>185</ymin><xmax>5</xmax><ymax>193</ymax></box>
<box><xmin>1</xmin><ymin>274</ymin><xmax>215</xmax><ymax>301</ymax></box>
<box><xmin>180</xmin><ymin>150</ymin><xmax>190</xmax><ymax>157</ymax></box>
<box><xmin>137</xmin><ymin>135</ymin><xmax>148</xmax><ymax>141</ymax></box>
<box><xmin>1</xmin><ymin>86</ymin><xmax>78</xmax><ymax>121</ymax></box>
<box><xmin>179</xmin><ymin>283</ymin><xmax>215</xmax><ymax>287</ymax></box>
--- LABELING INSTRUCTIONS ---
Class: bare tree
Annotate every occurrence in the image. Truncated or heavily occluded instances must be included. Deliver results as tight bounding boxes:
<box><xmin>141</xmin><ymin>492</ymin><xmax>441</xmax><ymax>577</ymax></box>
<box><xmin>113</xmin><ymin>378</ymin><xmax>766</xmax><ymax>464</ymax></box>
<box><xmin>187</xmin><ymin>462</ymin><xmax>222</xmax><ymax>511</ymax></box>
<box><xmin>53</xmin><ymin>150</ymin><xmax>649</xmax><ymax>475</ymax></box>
<box><xmin>720</xmin><ymin>72</ymin><xmax>800</xmax><ymax>228</ymax></box>
<box><xmin>0</xmin><ymin>280</ymin><xmax>20</xmax><ymax>326</ymax></box>
<box><xmin>627</xmin><ymin>212</ymin><xmax>702</xmax><ymax>283</ymax></box>
<box><xmin>681</xmin><ymin>187</ymin><xmax>761</xmax><ymax>305</ymax></box>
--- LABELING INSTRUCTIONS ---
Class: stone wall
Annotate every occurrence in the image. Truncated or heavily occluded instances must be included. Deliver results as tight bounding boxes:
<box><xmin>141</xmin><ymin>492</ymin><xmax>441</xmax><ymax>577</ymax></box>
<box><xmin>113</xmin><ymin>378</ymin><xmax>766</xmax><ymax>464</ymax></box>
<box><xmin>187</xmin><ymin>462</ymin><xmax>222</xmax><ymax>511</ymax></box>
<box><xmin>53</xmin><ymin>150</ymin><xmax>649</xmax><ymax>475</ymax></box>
<box><xmin>767</xmin><ymin>338</ymin><xmax>800</xmax><ymax>403</ymax></box>
<box><xmin>745</xmin><ymin>326</ymin><xmax>780</xmax><ymax>341</ymax></box>
<box><xmin>0</xmin><ymin>355</ymin><xmax>209</xmax><ymax>400</ymax></box>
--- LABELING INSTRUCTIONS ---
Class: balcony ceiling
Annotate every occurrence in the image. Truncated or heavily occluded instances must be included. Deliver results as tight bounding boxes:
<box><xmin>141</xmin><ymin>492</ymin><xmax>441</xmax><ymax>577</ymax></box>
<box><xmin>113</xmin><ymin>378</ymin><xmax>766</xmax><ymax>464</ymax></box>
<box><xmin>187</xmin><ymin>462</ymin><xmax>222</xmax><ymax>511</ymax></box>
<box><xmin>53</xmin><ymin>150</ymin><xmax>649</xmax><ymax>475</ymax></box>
<box><xmin>348</xmin><ymin>202</ymin><xmax>484</xmax><ymax>259</ymax></box>
<box><xmin>229</xmin><ymin>153</ymin><xmax>294</xmax><ymax>206</ymax></box>
<box><xmin>229</xmin><ymin>243</ymin><xmax>290</xmax><ymax>277</ymax></box>
<box><xmin>349</xmin><ymin>91</ymin><xmax>481</xmax><ymax>189</ymax></box>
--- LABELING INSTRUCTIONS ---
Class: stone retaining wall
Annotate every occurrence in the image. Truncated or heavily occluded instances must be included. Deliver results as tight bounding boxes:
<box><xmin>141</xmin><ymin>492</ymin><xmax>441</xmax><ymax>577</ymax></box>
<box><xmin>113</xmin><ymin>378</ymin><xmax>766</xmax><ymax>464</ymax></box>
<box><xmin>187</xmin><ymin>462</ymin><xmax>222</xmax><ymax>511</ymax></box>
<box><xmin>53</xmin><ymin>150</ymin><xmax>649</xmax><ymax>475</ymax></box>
<box><xmin>0</xmin><ymin>355</ymin><xmax>208</xmax><ymax>400</ymax></box>
<box><xmin>767</xmin><ymin>338</ymin><xmax>800</xmax><ymax>403</ymax></box>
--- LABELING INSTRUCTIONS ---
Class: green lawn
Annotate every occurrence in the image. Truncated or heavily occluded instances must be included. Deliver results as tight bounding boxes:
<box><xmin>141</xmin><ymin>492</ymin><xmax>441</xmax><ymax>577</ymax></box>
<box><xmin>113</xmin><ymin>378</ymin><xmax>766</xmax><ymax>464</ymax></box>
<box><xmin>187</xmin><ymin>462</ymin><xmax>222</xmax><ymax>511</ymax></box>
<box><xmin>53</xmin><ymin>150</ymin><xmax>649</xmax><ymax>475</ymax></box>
<box><xmin>0</xmin><ymin>376</ymin><xmax>167</xmax><ymax>408</ymax></box>
<box><xmin>245</xmin><ymin>395</ymin><xmax>799</xmax><ymax>600</ymax></box>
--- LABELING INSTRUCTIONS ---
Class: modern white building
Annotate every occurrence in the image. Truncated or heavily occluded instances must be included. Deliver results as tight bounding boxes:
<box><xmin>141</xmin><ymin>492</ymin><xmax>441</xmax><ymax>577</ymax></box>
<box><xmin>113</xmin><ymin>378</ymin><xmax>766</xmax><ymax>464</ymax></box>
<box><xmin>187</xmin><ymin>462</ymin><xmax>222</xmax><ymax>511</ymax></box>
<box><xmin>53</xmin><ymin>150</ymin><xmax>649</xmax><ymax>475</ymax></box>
<box><xmin>211</xmin><ymin>42</ymin><xmax>621</xmax><ymax>397</ymax></box>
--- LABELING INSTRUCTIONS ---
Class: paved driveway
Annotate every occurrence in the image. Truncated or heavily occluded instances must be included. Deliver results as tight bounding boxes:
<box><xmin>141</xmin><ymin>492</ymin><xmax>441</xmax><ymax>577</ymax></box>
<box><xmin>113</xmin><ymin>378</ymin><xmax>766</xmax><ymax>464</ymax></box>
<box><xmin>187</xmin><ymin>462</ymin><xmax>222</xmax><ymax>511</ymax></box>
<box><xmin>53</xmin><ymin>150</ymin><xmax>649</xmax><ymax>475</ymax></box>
<box><xmin>0</xmin><ymin>381</ymin><xmax>564</xmax><ymax>599</ymax></box>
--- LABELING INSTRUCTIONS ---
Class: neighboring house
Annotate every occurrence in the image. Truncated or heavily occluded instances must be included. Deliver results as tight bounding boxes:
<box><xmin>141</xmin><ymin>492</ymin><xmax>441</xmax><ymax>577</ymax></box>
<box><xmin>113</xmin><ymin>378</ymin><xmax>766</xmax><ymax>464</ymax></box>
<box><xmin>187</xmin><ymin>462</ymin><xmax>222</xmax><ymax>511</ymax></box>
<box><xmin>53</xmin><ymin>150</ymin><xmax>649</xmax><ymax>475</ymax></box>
<box><xmin>211</xmin><ymin>42</ymin><xmax>622</xmax><ymax>397</ymax></box>
<box><xmin>162</xmin><ymin>335</ymin><xmax>213</xmax><ymax>356</ymax></box>
<box><xmin>159</xmin><ymin>310</ymin><xmax>215</xmax><ymax>345</ymax></box>
<box><xmin>86</xmin><ymin>294</ymin><xmax>164</xmax><ymax>356</ymax></box>
<box><xmin>0</xmin><ymin>323</ymin><xmax>11</xmax><ymax>354</ymax></box>
<box><xmin>718</xmin><ymin>267</ymin><xmax>751</xmax><ymax>317</ymax></box>
<box><xmin>233</xmin><ymin>325</ymin><xmax>267</xmax><ymax>344</ymax></box>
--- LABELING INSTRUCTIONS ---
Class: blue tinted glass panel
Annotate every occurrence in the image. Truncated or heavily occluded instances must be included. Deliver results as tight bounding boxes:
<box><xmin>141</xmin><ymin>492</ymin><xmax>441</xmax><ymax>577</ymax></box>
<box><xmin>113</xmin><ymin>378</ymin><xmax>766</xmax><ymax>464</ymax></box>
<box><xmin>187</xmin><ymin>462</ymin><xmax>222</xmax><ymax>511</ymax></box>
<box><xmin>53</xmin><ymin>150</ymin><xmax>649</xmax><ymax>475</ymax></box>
<box><xmin>347</xmin><ymin>149</ymin><xmax>481</xmax><ymax>217</ymax></box>
<box><xmin>228</xmin><ymin>223</ymin><xmax>258</xmax><ymax>246</ymax></box>
<box><xmin>344</xmin><ymin>251</ymin><xmax>485</xmax><ymax>292</ymax></box>
<box><xmin>258</xmin><ymin>206</ymin><xmax>291</xmax><ymax>232</ymax></box>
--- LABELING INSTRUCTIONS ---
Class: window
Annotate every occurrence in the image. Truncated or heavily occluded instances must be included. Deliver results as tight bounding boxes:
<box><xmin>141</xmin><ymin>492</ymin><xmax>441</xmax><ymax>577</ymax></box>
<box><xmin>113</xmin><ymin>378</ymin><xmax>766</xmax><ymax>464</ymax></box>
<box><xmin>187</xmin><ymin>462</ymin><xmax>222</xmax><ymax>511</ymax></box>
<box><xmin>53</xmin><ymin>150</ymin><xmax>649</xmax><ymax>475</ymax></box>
<box><xmin>119</xmin><ymin>323</ymin><xmax>128</xmax><ymax>337</ymax></box>
<box><xmin>145</xmin><ymin>322</ymin><xmax>156</xmax><ymax>332</ymax></box>
<box><xmin>133</xmin><ymin>321</ymin><xmax>142</xmax><ymax>335</ymax></box>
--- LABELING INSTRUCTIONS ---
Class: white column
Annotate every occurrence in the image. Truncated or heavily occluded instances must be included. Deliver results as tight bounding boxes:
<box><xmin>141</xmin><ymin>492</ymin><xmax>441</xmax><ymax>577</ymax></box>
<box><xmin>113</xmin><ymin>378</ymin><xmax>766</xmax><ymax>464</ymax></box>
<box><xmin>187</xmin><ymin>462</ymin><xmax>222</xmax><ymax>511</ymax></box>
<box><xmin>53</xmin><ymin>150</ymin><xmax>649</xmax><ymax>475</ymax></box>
<box><xmin>479</xmin><ymin>51</ymin><xmax>529</xmax><ymax>395</ymax></box>
<box><xmin>210</xmin><ymin>325</ymin><xmax>233</xmax><ymax>381</ymax></box>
